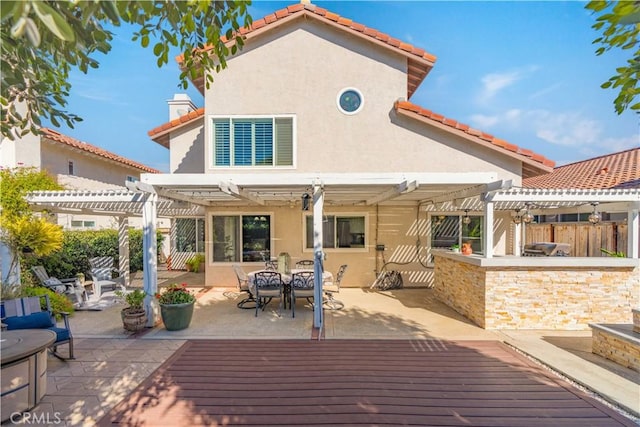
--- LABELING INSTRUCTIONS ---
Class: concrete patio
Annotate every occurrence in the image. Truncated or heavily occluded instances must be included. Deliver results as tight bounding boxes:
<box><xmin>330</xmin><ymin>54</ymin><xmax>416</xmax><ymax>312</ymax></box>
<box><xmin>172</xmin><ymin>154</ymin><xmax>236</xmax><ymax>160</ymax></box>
<box><xmin>7</xmin><ymin>270</ymin><xmax>638</xmax><ymax>426</ymax></box>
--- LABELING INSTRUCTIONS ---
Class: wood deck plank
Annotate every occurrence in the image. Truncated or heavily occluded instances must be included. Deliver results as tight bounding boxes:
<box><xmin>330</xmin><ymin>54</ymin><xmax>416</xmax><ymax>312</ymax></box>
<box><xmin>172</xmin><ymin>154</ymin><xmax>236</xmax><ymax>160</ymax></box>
<box><xmin>99</xmin><ymin>339</ymin><xmax>636</xmax><ymax>427</ymax></box>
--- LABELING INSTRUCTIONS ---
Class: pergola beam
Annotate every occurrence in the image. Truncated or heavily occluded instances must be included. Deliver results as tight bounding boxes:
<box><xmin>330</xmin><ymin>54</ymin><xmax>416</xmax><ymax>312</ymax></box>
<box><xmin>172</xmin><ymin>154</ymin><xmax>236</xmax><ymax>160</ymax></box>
<box><xmin>366</xmin><ymin>180</ymin><xmax>418</xmax><ymax>205</ymax></box>
<box><xmin>219</xmin><ymin>181</ymin><xmax>265</xmax><ymax>205</ymax></box>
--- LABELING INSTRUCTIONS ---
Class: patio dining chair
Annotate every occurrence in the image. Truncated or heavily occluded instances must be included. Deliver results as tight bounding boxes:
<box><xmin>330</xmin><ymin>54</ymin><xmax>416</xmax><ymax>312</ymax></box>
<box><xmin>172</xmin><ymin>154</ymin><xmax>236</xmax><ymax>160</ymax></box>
<box><xmin>290</xmin><ymin>270</ymin><xmax>315</xmax><ymax>318</ymax></box>
<box><xmin>232</xmin><ymin>265</ymin><xmax>257</xmax><ymax>309</ymax></box>
<box><xmin>264</xmin><ymin>260</ymin><xmax>277</xmax><ymax>271</ymax></box>
<box><xmin>324</xmin><ymin>264</ymin><xmax>347</xmax><ymax>310</ymax></box>
<box><xmin>295</xmin><ymin>259</ymin><xmax>314</xmax><ymax>269</ymax></box>
<box><xmin>253</xmin><ymin>271</ymin><xmax>284</xmax><ymax>317</ymax></box>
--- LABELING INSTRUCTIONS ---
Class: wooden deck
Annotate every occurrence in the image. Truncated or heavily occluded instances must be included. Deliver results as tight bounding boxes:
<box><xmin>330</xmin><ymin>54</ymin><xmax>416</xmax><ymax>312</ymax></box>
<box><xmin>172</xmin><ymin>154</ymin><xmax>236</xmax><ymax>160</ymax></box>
<box><xmin>99</xmin><ymin>339</ymin><xmax>636</xmax><ymax>426</ymax></box>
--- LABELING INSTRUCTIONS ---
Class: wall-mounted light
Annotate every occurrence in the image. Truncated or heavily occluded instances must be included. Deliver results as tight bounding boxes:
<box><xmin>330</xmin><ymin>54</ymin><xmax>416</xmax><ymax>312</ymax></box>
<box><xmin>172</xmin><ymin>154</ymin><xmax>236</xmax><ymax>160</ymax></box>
<box><xmin>588</xmin><ymin>202</ymin><xmax>601</xmax><ymax>224</ymax></box>
<box><xmin>434</xmin><ymin>214</ymin><xmax>446</xmax><ymax>225</ymax></box>
<box><xmin>301</xmin><ymin>193</ymin><xmax>311</xmax><ymax>211</ymax></box>
<box><xmin>462</xmin><ymin>210</ymin><xmax>471</xmax><ymax>225</ymax></box>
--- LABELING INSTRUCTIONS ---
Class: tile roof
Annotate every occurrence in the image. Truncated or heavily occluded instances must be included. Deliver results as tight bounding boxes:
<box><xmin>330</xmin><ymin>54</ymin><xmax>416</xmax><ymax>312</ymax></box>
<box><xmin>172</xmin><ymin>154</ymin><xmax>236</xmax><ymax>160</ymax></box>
<box><xmin>147</xmin><ymin>108</ymin><xmax>205</xmax><ymax>148</ymax></box>
<box><xmin>523</xmin><ymin>147</ymin><xmax>640</xmax><ymax>189</ymax></box>
<box><xmin>181</xmin><ymin>3</ymin><xmax>436</xmax><ymax>99</ymax></box>
<box><xmin>394</xmin><ymin>101</ymin><xmax>555</xmax><ymax>177</ymax></box>
<box><xmin>40</xmin><ymin>128</ymin><xmax>160</xmax><ymax>174</ymax></box>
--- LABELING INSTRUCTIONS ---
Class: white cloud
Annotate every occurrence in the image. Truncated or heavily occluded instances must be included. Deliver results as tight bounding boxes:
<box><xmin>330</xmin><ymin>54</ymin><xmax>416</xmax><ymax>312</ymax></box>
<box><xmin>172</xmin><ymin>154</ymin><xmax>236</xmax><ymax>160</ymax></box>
<box><xmin>476</xmin><ymin>66</ymin><xmax>540</xmax><ymax>104</ymax></box>
<box><xmin>469</xmin><ymin>114</ymin><xmax>499</xmax><ymax>128</ymax></box>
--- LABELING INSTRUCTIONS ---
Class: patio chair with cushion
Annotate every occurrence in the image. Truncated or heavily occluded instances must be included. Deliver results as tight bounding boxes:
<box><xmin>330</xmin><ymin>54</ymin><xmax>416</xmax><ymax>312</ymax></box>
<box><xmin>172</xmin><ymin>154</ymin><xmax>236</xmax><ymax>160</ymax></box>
<box><xmin>253</xmin><ymin>271</ymin><xmax>284</xmax><ymax>317</ymax></box>
<box><xmin>88</xmin><ymin>257</ymin><xmax>125</xmax><ymax>300</ymax></box>
<box><xmin>324</xmin><ymin>264</ymin><xmax>347</xmax><ymax>310</ymax></box>
<box><xmin>290</xmin><ymin>270</ymin><xmax>315</xmax><ymax>318</ymax></box>
<box><xmin>1</xmin><ymin>294</ymin><xmax>74</xmax><ymax>360</ymax></box>
<box><xmin>232</xmin><ymin>264</ymin><xmax>257</xmax><ymax>309</ymax></box>
<box><xmin>31</xmin><ymin>265</ymin><xmax>87</xmax><ymax>306</ymax></box>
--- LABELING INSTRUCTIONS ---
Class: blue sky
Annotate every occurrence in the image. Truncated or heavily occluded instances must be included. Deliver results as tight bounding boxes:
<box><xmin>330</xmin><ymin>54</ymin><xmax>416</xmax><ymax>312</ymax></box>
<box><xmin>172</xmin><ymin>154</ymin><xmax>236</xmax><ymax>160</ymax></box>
<box><xmin>52</xmin><ymin>1</ymin><xmax>639</xmax><ymax>173</ymax></box>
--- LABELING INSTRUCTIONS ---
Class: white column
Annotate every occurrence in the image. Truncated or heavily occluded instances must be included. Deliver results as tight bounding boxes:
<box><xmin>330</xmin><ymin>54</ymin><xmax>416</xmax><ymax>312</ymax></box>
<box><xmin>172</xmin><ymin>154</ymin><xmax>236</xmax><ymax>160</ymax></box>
<box><xmin>312</xmin><ymin>184</ymin><xmax>324</xmax><ymax>330</ymax></box>
<box><xmin>483</xmin><ymin>200</ymin><xmax>494</xmax><ymax>258</ymax></box>
<box><xmin>142</xmin><ymin>193</ymin><xmax>158</xmax><ymax>327</ymax></box>
<box><xmin>628</xmin><ymin>208</ymin><xmax>639</xmax><ymax>259</ymax></box>
<box><xmin>118</xmin><ymin>217</ymin><xmax>130</xmax><ymax>287</ymax></box>
<box><xmin>513</xmin><ymin>223</ymin><xmax>522</xmax><ymax>256</ymax></box>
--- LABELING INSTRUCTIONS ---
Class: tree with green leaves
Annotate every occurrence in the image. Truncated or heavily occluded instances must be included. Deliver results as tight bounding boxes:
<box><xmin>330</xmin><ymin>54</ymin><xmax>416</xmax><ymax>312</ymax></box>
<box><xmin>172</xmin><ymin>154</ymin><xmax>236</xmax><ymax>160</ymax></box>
<box><xmin>586</xmin><ymin>1</ymin><xmax>640</xmax><ymax>114</ymax></box>
<box><xmin>1</xmin><ymin>0</ymin><xmax>252</xmax><ymax>140</ymax></box>
<box><xmin>0</xmin><ymin>167</ymin><xmax>64</xmax><ymax>295</ymax></box>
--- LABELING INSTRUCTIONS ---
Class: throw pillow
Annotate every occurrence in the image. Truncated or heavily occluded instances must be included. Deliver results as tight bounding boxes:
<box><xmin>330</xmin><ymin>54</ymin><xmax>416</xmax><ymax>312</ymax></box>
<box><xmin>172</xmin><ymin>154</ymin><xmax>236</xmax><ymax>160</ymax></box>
<box><xmin>4</xmin><ymin>312</ymin><xmax>54</xmax><ymax>330</ymax></box>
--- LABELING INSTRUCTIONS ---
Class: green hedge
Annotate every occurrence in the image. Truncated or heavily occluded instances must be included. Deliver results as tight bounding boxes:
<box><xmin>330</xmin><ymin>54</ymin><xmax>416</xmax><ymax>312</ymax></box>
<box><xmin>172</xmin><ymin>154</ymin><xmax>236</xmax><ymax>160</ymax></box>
<box><xmin>23</xmin><ymin>229</ymin><xmax>164</xmax><ymax>280</ymax></box>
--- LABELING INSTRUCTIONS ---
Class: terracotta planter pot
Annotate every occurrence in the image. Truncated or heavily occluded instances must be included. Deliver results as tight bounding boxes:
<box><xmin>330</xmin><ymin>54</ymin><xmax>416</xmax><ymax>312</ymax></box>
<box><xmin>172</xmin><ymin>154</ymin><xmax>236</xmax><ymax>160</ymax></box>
<box><xmin>160</xmin><ymin>302</ymin><xmax>195</xmax><ymax>331</ymax></box>
<box><xmin>461</xmin><ymin>243</ymin><xmax>473</xmax><ymax>255</ymax></box>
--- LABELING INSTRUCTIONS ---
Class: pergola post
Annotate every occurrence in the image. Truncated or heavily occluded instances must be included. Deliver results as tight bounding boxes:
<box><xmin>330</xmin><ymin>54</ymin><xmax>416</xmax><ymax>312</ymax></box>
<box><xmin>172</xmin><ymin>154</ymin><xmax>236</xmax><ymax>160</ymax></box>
<box><xmin>117</xmin><ymin>216</ymin><xmax>130</xmax><ymax>287</ymax></box>
<box><xmin>312</xmin><ymin>183</ymin><xmax>324</xmax><ymax>330</ymax></box>
<box><xmin>628</xmin><ymin>208</ymin><xmax>639</xmax><ymax>259</ymax></box>
<box><xmin>142</xmin><ymin>193</ymin><xmax>158</xmax><ymax>327</ymax></box>
<box><xmin>513</xmin><ymin>223</ymin><xmax>522</xmax><ymax>256</ymax></box>
<box><xmin>483</xmin><ymin>199</ymin><xmax>494</xmax><ymax>258</ymax></box>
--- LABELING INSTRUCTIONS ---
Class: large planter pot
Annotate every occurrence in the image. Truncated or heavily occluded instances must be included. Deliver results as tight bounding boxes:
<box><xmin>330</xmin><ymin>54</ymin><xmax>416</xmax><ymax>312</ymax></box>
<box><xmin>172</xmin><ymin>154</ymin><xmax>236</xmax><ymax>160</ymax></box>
<box><xmin>160</xmin><ymin>302</ymin><xmax>195</xmax><ymax>331</ymax></box>
<box><xmin>121</xmin><ymin>308</ymin><xmax>146</xmax><ymax>332</ymax></box>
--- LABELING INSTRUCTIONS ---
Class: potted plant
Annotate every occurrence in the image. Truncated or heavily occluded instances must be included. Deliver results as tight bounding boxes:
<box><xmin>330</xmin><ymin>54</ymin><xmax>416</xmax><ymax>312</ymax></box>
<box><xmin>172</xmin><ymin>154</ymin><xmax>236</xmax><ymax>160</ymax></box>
<box><xmin>184</xmin><ymin>253</ymin><xmax>205</xmax><ymax>273</ymax></box>
<box><xmin>115</xmin><ymin>289</ymin><xmax>146</xmax><ymax>332</ymax></box>
<box><xmin>450</xmin><ymin>244</ymin><xmax>460</xmax><ymax>253</ymax></box>
<box><xmin>156</xmin><ymin>283</ymin><xmax>196</xmax><ymax>331</ymax></box>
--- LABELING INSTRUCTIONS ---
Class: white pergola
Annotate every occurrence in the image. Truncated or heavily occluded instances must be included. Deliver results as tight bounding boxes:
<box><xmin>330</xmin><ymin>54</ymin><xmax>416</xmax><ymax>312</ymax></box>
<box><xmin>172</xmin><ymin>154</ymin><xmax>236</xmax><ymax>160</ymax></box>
<box><xmin>26</xmin><ymin>188</ymin><xmax>203</xmax><ymax>326</ymax></box>
<box><xmin>26</xmin><ymin>175</ymin><xmax>640</xmax><ymax>329</ymax></box>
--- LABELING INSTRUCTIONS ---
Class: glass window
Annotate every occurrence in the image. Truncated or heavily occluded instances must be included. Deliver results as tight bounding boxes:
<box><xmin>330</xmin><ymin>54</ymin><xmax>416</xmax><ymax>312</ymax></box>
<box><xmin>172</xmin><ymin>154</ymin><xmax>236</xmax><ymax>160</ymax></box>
<box><xmin>337</xmin><ymin>88</ymin><xmax>364</xmax><ymax>114</ymax></box>
<box><xmin>83</xmin><ymin>221</ymin><xmax>95</xmax><ymax>228</ymax></box>
<box><xmin>71</xmin><ymin>220</ymin><xmax>83</xmax><ymax>227</ymax></box>
<box><xmin>175</xmin><ymin>218</ymin><xmax>205</xmax><ymax>252</ymax></box>
<box><xmin>212</xmin><ymin>117</ymin><xmax>293</xmax><ymax>167</ymax></box>
<box><xmin>68</xmin><ymin>161</ymin><xmax>75</xmax><ymax>175</ymax></box>
<box><xmin>211</xmin><ymin>215</ymin><xmax>271</xmax><ymax>262</ymax></box>
<box><xmin>431</xmin><ymin>214</ymin><xmax>484</xmax><ymax>254</ymax></box>
<box><xmin>305</xmin><ymin>215</ymin><xmax>365</xmax><ymax>249</ymax></box>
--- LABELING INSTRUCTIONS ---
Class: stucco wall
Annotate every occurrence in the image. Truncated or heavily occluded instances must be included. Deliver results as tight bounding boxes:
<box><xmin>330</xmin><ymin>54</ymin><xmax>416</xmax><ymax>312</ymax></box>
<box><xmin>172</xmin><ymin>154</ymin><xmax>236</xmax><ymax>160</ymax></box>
<box><xmin>199</xmin><ymin>19</ymin><xmax>522</xmax><ymax>182</ymax></box>
<box><xmin>433</xmin><ymin>254</ymin><xmax>640</xmax><ymax>330</ymax></box>
<box><xmin>42</xmin><ymin>143</ymin><xmax>141</xmax><ymax>187</ymax></box>
<box><xmin>169</xmin><ymin>123</ymin><xmax>205</xmax><ymax>174</ymax></box>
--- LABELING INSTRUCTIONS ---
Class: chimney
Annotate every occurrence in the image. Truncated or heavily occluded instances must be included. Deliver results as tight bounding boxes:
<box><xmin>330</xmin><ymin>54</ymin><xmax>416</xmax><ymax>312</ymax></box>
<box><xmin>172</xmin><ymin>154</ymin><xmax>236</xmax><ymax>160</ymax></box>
<box><xmin>167</xmin><ymin>94</ymin><xmax>197</xmax><ymax>121</ymax></box>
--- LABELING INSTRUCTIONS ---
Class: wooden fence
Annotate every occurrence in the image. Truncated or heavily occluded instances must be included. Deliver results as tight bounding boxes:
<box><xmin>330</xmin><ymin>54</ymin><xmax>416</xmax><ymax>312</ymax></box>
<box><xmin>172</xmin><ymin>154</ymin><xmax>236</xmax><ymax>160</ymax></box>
<box><xmin>524</xmin><ymin>222</ymin><xmax>630</xmax><ymax>257</ymax></box>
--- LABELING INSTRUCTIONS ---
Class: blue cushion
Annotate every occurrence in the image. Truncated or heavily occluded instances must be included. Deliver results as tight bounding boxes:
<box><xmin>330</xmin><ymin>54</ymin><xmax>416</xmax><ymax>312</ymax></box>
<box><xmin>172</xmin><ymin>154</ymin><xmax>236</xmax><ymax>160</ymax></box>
<box><xmin>47</xmin><ymin>326</ymin><xmax>70</xmax><ymax>342</ymax></box>
<box><xmin>4</xmin><ymin>312</ymin><xmax>54</xmax><ymax>330</ymax></box>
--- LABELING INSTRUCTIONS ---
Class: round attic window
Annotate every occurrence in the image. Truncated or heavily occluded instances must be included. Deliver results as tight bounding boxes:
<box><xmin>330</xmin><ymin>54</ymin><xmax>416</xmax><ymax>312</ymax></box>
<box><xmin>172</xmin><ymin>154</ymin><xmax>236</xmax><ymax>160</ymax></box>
<box><xmin>337</xmin><ymin>88</ymin><xmax>363</xmax><ymax>115</ymax></box>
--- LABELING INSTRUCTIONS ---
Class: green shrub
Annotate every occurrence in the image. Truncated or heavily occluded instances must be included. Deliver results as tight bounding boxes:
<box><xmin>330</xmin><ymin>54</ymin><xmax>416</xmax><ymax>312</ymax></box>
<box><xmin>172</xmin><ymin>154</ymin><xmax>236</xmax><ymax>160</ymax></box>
<box><xmin>22</xmin><ymin>229</ymin><xmax>165</xmax><ymax>280</ymax></box>
<box><xmin>23</xmin><ymin>286</ymin><xmax>75</xmax><ymax>319</ymax></box>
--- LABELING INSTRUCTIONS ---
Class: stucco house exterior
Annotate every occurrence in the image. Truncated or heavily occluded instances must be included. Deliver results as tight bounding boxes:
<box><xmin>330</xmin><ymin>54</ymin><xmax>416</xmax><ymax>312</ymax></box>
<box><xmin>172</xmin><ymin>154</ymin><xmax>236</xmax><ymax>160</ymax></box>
<box><xmin>146</xmin><ymin>2</ymin><xmax>562</xmax><ymax>288</ymax></box>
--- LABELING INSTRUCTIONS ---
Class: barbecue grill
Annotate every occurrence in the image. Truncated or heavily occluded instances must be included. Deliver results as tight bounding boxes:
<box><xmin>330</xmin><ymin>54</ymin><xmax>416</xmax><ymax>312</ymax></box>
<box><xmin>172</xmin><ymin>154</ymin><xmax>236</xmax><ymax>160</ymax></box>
<box><xmin>523</xmin><ymin>242</ymin><xmax>570</xmax><ymax>257</ymax></box>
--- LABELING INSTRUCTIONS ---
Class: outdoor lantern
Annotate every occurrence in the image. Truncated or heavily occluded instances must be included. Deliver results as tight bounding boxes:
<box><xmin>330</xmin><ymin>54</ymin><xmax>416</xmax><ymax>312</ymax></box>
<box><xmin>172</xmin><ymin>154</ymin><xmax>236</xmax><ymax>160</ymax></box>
<box><xmin>301</xmin><ymin>193</ymin><xmax>311</xmax><ymax>211</ymax></box>
<box><xmin>521</xmin><ymin>204</ymin><xmax>534</xmax><ymax>224</ymax></box>
<box><xmin>588</xmin><ymin>202</ymin><xmax>601</xmax><ymax>224</ymax></box>
<box><xmin>462</xmin><ymin>210</ymin><xmax>471</xmax><ymax>225</ymax></box>
<box><xmin>512</xmin><ymin>209</ymin><xmax>522</xmax><ymax>225</ymax></box>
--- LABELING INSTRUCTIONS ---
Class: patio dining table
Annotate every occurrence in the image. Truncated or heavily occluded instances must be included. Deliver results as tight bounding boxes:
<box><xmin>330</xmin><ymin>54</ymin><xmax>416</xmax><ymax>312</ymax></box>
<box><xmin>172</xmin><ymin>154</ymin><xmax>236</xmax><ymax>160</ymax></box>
<box><xmin>247</xmin><ymin>269</ymin><xmax>333</xmax><ymax>310</ymax></box>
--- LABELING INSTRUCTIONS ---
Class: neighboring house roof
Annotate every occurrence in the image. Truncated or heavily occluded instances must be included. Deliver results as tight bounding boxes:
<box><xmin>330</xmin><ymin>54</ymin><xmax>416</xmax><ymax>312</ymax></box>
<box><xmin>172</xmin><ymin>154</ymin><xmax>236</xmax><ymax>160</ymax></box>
<box><xmin>394</xmin><ymin>101</ymin><xmax>554</xmax><ymax>177</ymax></box>
<box><xmin>180</xmin><ymin>3</ymin><xmax>436</xmax><ymax>100</ymax></box>
<box><xmin>523</xmin><ymin>147</ymin><xmax>640</xmax><ymax>189</ymax></box>
<box><xmin>147</xmin><ymin>108</ymin><xmax>205</xmax><ymax>149</ymax></box>
<box><xmin>41</xmin><ymin>128</ymin><xmax>160</xmax><ymax>174</ymax></box>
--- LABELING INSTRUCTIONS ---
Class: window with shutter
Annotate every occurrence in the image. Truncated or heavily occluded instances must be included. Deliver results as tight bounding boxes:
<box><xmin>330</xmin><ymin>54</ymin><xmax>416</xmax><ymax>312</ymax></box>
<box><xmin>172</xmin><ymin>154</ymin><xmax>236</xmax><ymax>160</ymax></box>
<box><xmin>211</xmin><ymin>116</ymin><xmax>294</xmax><ymax>167</ymax></box>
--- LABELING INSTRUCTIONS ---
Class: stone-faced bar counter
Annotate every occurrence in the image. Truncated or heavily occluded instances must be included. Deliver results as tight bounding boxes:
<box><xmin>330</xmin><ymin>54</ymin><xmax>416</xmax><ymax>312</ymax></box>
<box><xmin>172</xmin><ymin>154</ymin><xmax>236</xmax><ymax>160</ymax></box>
<box><xmin>432</xmin><ymin>250</ymin><xmax>639</xmax><ymax>330</ymax></box>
